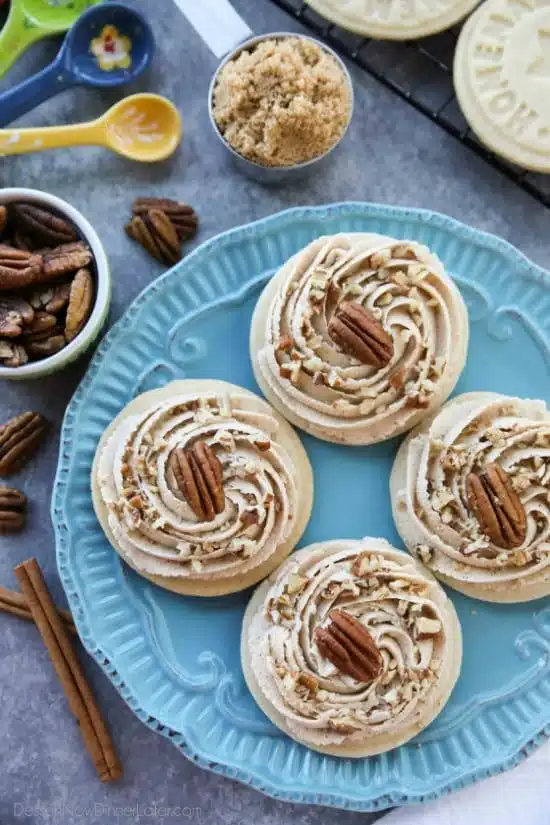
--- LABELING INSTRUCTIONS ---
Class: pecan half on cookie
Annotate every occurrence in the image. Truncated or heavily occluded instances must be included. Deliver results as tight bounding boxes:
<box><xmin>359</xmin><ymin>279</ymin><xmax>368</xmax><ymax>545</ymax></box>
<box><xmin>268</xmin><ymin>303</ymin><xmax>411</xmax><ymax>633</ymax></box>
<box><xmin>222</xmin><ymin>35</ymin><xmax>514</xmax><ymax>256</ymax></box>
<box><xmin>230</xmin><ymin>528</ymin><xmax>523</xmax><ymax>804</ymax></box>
<box><xmin>466</xmin><ymin>463</ymin><xmax>527</xmax><ymax>549</ymax></box>
<box><xmin>328</xmin><ymin>301</ymin><xmax>394</xmax><ymax>368</ymax></box>
<box><xmin>169</xmin><ymin>441</ymin><xmax>225</xmax><ymax>521</ymax></box>
<box><xmin>316</xmin><ymin>609</ymin><xmax>382</xmax><ymax>682</ymax></box>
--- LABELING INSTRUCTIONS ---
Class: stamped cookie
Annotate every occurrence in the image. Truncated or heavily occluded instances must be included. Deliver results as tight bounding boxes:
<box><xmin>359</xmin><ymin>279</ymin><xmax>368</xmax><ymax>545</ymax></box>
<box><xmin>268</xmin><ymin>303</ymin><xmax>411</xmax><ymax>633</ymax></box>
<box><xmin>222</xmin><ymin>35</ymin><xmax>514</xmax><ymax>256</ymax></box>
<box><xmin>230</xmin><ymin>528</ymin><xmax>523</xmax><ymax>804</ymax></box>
<box><xmin>305</xmin><ymin>0</ymin><xmax>480</xmax><ymax>41</ymax></box>
<box><xmin>454</xmin><ymin>0</ymin><xmax>550</xmax><ymax>171</ymax></box>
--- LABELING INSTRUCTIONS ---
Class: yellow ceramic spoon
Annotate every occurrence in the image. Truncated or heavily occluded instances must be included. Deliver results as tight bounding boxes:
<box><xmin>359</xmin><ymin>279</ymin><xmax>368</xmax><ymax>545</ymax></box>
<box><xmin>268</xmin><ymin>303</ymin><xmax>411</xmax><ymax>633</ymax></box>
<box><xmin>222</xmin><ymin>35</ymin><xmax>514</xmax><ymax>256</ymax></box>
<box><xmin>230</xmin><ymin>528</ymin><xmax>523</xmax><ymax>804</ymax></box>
<box><xmin>0</xmin><ymin>94</ymin><xmax>182</xmax><ymax>162</ymax></box>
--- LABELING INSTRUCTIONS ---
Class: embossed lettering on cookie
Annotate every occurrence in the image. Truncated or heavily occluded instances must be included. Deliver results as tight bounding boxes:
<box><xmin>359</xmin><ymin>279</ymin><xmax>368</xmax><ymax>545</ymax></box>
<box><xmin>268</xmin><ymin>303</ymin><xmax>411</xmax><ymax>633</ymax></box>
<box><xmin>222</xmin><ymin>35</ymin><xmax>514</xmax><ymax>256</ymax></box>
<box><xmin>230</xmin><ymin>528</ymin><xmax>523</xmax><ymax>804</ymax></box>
<box><xmin>251</xmin><ymin>234</ymin><xmax>469</xmax><ymax>445</ymax></box>
<box><xmin>454</xmin><ymin>0</ymin><xmax>550</xmax><ymax>172</ymax></box>
<box><xmin>92</xmin><ymin>379</ymin><xmax>313</xmax><ymax>597</ymax></box>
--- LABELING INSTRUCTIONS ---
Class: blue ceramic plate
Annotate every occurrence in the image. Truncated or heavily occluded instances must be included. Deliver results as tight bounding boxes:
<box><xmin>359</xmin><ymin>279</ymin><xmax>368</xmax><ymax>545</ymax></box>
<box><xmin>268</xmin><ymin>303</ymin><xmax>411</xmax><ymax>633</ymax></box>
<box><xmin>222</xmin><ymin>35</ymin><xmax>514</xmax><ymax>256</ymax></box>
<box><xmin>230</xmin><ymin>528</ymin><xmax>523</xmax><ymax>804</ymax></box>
<box><xmin>53</xmin><ymin>203</ymin><xmax>550</xmax><ymax>811</ymax></box>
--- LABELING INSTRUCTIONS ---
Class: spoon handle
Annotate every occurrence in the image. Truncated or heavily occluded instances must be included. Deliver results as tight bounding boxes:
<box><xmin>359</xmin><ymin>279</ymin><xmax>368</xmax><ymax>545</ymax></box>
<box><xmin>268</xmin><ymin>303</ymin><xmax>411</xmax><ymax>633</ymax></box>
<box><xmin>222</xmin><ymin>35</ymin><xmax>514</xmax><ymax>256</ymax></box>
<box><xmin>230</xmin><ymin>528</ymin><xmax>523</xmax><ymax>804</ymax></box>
<box><xmin>0</xmin><ymin>122</ymin><xmax>104</xmax><ymax>156</ymax></box>
<box><xmin>0</xmin><ymin>60</ymin><xmax>77</xmax><ymax>128</ymax></box>
<box><xmin>0</xmin><ymin>2</ymin><xmax>45</xmax><ymax>81</ymax></box>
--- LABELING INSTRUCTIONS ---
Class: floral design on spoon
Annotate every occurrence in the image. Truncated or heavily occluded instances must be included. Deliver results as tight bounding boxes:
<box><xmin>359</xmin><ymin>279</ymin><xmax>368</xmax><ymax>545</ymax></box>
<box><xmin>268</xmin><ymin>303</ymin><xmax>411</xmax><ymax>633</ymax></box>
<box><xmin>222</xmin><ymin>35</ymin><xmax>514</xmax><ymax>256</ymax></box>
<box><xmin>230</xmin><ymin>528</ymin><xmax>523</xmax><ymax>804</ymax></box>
<box><xmin>90</xmin><ymin>25</ymin><xmax>132</xmax><ymax>71</ymax></box>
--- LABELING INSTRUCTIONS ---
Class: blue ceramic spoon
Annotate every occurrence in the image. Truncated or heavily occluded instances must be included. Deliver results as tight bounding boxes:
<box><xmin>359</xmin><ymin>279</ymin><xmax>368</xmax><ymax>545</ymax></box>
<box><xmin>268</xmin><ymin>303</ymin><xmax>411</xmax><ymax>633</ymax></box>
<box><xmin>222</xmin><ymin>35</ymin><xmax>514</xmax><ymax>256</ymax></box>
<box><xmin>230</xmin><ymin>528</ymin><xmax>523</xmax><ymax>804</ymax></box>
<box><xmin>0</xmin><ymin>2</ymin><xmax>155</xmax><ymax>127</ymax></box>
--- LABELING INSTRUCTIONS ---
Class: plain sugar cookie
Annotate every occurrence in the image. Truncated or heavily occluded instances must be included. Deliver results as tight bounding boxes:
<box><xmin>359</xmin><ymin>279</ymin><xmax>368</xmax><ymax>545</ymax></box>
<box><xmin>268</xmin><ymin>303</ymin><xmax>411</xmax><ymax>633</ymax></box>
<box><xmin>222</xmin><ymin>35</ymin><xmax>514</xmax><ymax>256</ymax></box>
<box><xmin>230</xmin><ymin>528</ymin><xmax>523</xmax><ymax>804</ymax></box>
<box><xmin>305</xmin><ymin>0</ymin><xmax>480</xmax><ymax>41</ymax></box>
<box><xmin>454</xmin><ymin>0</ymin><xmax>550</xmax><ymax>171</ymax></box>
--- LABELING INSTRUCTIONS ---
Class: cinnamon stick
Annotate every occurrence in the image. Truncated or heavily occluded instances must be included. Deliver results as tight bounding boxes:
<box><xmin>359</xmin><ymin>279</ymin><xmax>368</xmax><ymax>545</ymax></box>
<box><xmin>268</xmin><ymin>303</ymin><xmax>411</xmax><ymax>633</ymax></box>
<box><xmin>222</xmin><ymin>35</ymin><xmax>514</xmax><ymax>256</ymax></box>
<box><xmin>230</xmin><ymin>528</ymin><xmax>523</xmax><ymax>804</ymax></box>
<box><xmin>14</xmin><ymin>558</ymin><xmax>122</xmax><ymax>782</ymax></box>
<box><xmin>0</xmin><ymin>584</ymin><xmax>76</xmax><ymax>633</ymax></box>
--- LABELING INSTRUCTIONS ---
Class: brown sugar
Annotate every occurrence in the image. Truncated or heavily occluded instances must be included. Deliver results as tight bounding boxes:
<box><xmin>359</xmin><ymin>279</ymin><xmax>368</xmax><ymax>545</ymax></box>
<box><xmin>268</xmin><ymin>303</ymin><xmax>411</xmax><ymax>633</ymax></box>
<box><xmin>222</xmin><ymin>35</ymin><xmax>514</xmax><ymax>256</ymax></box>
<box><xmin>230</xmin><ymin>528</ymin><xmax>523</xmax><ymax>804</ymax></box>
<box><xmin>212</xmin><ymin>37</ymin><xmax>352</xmax><ymax>168</ymax></box>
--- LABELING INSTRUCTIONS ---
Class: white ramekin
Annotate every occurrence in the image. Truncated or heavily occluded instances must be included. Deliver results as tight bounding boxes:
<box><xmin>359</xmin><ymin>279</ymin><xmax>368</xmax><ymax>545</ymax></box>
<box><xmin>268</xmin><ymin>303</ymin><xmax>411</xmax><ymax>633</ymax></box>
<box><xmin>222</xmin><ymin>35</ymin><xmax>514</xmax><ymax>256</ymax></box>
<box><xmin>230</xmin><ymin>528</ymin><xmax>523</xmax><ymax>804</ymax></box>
<box><xmin>0</xmin><ymin>188</ymin><xmax>111</xmax><ymax>380</ymax></box>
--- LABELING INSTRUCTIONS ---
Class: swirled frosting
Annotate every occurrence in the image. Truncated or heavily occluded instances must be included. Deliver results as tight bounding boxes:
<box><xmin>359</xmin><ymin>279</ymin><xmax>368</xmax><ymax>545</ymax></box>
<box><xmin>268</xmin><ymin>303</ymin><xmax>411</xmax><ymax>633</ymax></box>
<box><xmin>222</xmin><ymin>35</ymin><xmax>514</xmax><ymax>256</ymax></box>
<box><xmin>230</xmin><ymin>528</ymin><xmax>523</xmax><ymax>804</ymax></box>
<box><xmin>391</xmin><ymin>392</ymin><xmax>550</xmax><ymax>601</ymax></box>
<box><xmin>96</xmin><ymin>386</ymin><xmax>309</xmax><ymax>588</ymax></box>
<box><xmin>244</xmin><ymin>538</ymin><xmax>460</xmax><ymax>754</ymax></box>
<box><xmin>252</xmin><ymin>233</ymin><xmax>469</xmax><ymax>445</ymax></box>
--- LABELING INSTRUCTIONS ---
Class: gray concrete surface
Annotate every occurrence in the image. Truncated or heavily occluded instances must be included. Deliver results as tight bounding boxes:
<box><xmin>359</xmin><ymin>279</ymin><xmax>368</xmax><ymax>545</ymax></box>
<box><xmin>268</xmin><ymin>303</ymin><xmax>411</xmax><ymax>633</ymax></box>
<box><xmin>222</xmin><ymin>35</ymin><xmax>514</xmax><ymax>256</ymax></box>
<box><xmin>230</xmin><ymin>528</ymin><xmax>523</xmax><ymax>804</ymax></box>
<box><xmin>0</xmin><ymin>0</ymin><xmax>548</xmax><ymax>822</ymax></box>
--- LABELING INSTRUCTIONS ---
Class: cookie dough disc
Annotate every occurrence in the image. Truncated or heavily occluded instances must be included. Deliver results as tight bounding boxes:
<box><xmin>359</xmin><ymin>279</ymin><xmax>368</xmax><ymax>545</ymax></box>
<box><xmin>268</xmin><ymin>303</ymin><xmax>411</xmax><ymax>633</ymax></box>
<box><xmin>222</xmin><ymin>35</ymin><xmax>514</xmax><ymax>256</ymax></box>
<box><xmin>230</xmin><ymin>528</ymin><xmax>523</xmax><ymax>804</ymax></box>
<box><xmin>92</xmin><ymin>380</ymin><xmax>313</xmax><ymax>597</ymax></box>
<box><xmin>242</xmin><ymin>538</ymin><xmax>462</xmax><ymax>757</ymax></box>
<box><xmin>305</xmin><ymin>0</ymin><xmax>480</xmax><ymax>41</ymax></box>
<box><xmin>454</xmin><ymin>1</ymin><xmax>550</xmax><ymax>171</ymax></box>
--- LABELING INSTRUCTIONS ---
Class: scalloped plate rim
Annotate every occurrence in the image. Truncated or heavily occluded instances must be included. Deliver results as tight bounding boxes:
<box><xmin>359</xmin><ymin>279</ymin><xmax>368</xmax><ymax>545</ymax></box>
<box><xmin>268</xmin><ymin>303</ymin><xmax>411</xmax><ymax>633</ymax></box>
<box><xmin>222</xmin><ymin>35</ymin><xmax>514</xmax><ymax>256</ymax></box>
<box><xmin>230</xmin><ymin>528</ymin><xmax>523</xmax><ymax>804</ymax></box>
<box><xmin>53</xmin><ymin>202</ymin><xmax>550</xmax><ymax>812</ymax></box>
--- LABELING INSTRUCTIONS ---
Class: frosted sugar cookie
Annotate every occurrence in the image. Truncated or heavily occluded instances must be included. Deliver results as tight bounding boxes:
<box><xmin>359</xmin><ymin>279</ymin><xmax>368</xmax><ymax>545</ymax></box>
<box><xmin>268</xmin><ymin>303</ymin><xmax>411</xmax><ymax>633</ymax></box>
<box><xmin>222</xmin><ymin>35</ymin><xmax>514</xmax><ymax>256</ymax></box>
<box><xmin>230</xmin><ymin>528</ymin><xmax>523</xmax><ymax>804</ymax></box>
<box><xmin>454</xmin><ymin>0</ymin><xmax>550</xmax><ymax>171</ymax></box>
<box><xmin>391</xmin><ymin>392</ymin><xmax>550</xmax><ymax>602</ymax></box>
<box><xmin>305</xmin><ymin>0</ymin><xmax>480</xmax><ymax>41</ymax></box>
<box><xmin>92</xmin><ymin>380</ymin><xmax>313</xmax><ymax>596</ymax></box>
<box><xmin>251</xmin><ymin>234</ymin><xmax>469</xmax><ymax>445</ymax></box>
<box><xmin>242</xmin><ymin>538</ymin><xmax>462</xmax><ymax>756</ymax></box>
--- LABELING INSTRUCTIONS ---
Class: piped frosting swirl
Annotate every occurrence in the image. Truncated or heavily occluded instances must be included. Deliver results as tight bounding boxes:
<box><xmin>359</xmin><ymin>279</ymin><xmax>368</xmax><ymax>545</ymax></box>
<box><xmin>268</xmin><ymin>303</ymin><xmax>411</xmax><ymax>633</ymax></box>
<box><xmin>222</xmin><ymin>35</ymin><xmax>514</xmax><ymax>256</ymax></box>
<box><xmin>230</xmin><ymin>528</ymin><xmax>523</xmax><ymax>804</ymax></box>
<box><xmin>253</xmin><ymin>233</ymin><xmax>468</xmax><ymax>444</ymax></box>
<box><xmin>96</xmin><ymin>387</ymin><xmax>307</xmax><ymax>585</ymax></box>
<box><xmin>392</xmin><ymin>392</ymin><xmax>550</xmax><ymax>600</ymax></box>
<box><xmin>244</xmin><ymin>538</ymin><xmax>460</xmax><ymax>754</ymax></box>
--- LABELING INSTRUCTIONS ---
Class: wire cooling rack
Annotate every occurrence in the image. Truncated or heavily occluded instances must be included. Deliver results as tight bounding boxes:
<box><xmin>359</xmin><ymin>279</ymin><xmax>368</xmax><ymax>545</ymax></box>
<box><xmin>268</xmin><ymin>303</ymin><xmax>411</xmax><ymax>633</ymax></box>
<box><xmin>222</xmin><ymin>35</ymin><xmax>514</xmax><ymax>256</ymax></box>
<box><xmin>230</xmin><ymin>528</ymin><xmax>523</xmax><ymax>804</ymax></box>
<box><xmin>268</xmin><ymin>0</ymin><xmax>550</xmax><ymax>207</ymax></box>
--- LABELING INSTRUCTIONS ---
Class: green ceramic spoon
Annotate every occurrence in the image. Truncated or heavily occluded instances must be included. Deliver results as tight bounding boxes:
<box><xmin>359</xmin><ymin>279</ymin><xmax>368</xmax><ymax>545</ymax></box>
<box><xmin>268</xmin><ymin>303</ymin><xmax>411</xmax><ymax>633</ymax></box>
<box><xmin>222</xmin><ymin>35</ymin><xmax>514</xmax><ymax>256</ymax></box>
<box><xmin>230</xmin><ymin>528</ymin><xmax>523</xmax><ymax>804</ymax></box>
<box><xmin>0</xmin><ymin>0</ymin><xmax>102</xmax><ymax>80</ymax></box>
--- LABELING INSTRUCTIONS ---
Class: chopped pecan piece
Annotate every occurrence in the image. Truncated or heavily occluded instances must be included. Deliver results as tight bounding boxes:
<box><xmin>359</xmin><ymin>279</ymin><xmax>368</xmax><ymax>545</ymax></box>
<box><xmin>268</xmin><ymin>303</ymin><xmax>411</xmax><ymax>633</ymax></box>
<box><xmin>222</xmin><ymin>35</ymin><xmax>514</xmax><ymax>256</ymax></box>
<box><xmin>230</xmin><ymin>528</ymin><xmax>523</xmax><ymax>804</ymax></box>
<box><xmin>277</xmin><ymin>335</ymin><xmax>294</xmax><ymax>352</ymax></box>
<box><xmin>351</xmin><ymin>552</ymin><xmax>371</xmax><ymax>577</ymax></box>
<box><xmin>0</xmin><ymin>206</ymin><xmax>7</xmax><ymax>235</ymax></box>
<box><xmin>328</xmin><ymin>301</ymin><xmax>393</xmax><ymax>368</ymax></box>
<box><xmin>389</xmin><ymin>367</ymin><xmax>406</xmax><ymax>390</ymax></box>
<box><xmin>297</xmin><ymin>672</ymin><xmax>319</xmax><ymax>694</ymax></box>
<box><xmin>241</xmin><ymin>510</ymin><xmax>259</xmax><ymax>529</ymax></box>
<box><xmin>466</xmin><ymin>463</ymin><xmax>527</xmax><ymax>549</ymax></box>
<box><xmin>315</xmin><ymin>609</ymin><xmax>382</xmax><ymax>683</ymax></box>
<box><xmin>287</xmin><ymin>573</ymin><xmax>308</xmax><ymax>594</ymax></box>
<box><xmin>132</xmin><ymin>198</ymin><xmax>198</xmax><ymax>241</ymax></box>
<box><xmin>327</xmin><ymin>719</ymin><xmax>361</xmax><ymax>735</ymax></box>
<box><xmin>65</xmin><ymin>268</ymin><xmax>93</xmax><ymax>342</ymax></box>
<box><xmin>0</xmin><ymin>296</ymin><xmax>34</xmax><ymax>337</ymax></box>
<box><xmin>0</xmin><ymin>486</ymin><xmax>26</xmax><ymax>533</ymax></box>
<box><xmin>0</xmin><ymin>412</ymin><xmax>47</xmax><ymax>475</ymax></box>
<box><xmin>169</xmin><ymin>441</ymin><xmax>225</xmax><ymax>521</ymax></box>
<box><xmin>405</xmin><ymin>391</ymin><xmax>431</xmax><ymax>410</ymax></box>
<box><xmin>41</xmin><ymin>242</ymin><xmax>93</xmax><ymax>279</ymax></box>
<box><xmin>12</xmin><ymin>203</ymin><xmax>78</xmax><ymax>246</ymax></box>
<box><xmin>0</xmin><ymin>245</ymin><xmax>42</xmax><ymax>290</ymax></box>
<box><xmin>126</xmin><ymin>209</ymin><xmax>181</xmax><ymax>265</ymax></box>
